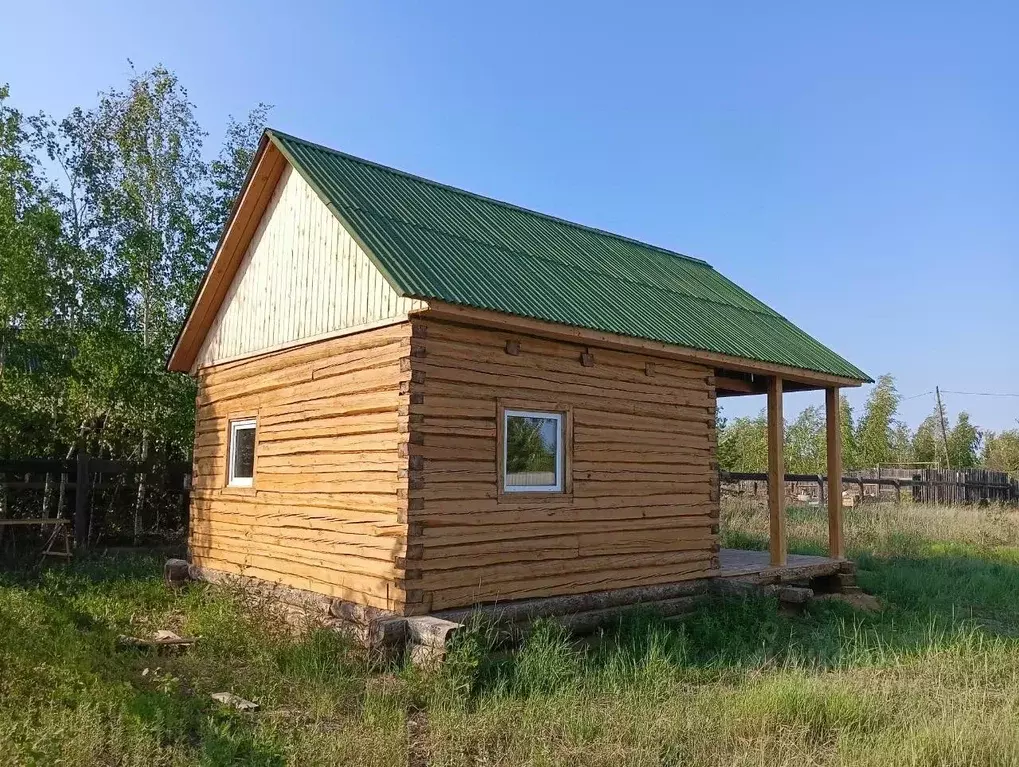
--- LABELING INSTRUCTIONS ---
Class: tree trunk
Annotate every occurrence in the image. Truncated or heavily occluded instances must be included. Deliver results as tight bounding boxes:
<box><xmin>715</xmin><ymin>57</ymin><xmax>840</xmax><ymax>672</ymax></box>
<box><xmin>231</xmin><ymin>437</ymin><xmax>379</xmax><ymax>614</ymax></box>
<box><xmin>42</xmin><ymin>400</ymin><xmax>58</xmax><ymax>517</ymax></box>
<box><xmin>134</xmin><ymin>433</ymin><xmax>149</xmax><ymax>545</ymax></box>
<box><xmin>42</xmin><ymin>472</ymin><xmax>53</xmax><ymax>518</ymax></box>
<box><xmin>59</xmin><ymin>427</ymin><xmax>86</xmax><ymax>519</ymax></box>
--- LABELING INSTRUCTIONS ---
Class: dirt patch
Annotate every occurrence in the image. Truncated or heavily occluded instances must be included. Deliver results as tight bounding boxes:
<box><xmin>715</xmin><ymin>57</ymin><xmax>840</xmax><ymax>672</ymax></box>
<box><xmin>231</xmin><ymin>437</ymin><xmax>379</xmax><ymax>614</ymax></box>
<box><xmin>407</xmin><ymin>707</ymin><xmax>429</xmax><ymax>767</ymax></box>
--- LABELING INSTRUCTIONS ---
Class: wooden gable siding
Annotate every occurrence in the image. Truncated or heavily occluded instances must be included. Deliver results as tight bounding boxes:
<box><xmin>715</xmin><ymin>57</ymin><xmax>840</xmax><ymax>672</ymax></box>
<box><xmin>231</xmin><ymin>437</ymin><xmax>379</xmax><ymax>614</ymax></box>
<box><xmin>195</xmin><ymin>163</ymin><xmax>426</xmax><ymax>370</ymax></box>
<box><xmin>402</xmin><ymin>318</ymin><xmax>721</xmax><ymax>612</ymax></box>
<box><xmin>189</xmin><ymin>322</ymin><xmax>418</xmax><ymax>612</ymax></box>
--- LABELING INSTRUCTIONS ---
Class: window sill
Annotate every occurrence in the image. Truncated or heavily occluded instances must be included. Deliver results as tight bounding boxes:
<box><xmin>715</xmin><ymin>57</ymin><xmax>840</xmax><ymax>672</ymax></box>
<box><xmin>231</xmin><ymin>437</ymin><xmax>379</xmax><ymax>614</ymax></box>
<box><xmin>222</xmin><ymin>485</ymin><xmax>257</xmax><ymax>497</ymax></box>
<box><xmin>496</xmin><ymin>490</ymin><xmax>574</xmax><ymax>507</ymax></box>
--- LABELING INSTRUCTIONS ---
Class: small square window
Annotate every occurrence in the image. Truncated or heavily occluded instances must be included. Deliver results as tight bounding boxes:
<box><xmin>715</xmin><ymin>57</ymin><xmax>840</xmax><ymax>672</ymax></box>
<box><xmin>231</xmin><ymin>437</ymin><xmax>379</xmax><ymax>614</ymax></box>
<box><xmin>503</xmin><ymin>409</ymin><xmax>563</xmax><ymax>492</ymax></box>
<box><xmin>228</xmin><ymin>418</ymin><xmax>257</xmax><ymax>487</ymax></box>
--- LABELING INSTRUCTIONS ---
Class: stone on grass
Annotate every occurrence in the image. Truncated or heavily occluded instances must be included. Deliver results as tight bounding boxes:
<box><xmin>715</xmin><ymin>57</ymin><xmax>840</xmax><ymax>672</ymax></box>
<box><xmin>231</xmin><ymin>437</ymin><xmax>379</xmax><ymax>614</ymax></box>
<box><xmin>211</xmin><ymin>692</ymin><xmax>259</xmax><ymax>711</ymax></box>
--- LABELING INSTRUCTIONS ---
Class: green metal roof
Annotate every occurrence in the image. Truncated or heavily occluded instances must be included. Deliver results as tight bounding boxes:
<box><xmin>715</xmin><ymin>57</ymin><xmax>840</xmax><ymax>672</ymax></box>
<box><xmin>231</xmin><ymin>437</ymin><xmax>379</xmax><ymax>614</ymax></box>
<box><xmin>268</xmin><ymin>129</ymin><xmax>869</xmax><ymax>382</ymax></box>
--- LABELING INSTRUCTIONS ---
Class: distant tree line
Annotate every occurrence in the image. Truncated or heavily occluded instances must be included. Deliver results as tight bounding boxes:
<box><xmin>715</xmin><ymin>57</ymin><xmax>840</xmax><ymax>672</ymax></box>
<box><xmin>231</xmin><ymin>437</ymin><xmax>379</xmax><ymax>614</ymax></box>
<box><xmin>0</xmin><ymin>66</ymin><xmax>269</xmax><ymax>464</ymax></box>
<box><xmin>718</xmin><ymin>374</ymin><xmax>1019</xmax><ymax>475</ymax></box>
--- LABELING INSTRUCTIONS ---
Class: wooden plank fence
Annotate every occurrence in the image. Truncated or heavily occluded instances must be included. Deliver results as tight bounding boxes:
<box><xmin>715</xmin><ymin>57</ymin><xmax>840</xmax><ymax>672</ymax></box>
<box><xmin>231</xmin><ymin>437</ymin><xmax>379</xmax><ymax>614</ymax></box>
<box><xmin>910</xmin><ymin>468</ymin><xmax>1018</xmax><ymax>505</ymax></box>
<box><xmin>0</xmin><ymin>455</ymin><xmax>191</xmax><ymax>550</ymax></box>
<box><xmin>722</xmin><ymin>469</ymin><xmax>1019</xmax><ymax>505</ymax></box>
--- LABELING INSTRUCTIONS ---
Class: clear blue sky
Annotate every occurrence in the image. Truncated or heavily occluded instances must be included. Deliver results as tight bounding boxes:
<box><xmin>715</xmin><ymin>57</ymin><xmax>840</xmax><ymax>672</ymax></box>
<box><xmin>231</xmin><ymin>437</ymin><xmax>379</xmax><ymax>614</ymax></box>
<box><xmin>4</xmin><ymin>1</ymin><xmax>1017</xmax><ymax>431</ymax></box>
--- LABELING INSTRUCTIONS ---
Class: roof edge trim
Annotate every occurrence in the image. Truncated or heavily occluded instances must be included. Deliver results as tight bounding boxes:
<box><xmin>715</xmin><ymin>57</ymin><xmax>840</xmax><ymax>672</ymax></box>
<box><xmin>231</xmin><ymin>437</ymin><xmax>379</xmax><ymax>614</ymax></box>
<box><xmin>168</xmin><ymin>134</ymin><xmax>283</xmax><ymax>372</ymax></box>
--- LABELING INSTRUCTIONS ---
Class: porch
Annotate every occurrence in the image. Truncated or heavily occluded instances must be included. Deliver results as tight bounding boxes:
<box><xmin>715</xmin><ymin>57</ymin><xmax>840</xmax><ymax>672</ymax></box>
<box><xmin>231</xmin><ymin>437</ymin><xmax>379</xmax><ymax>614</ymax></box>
<box><xmin>715</xmin><ymin>373</ymin><xmax>849</xmax><ymax>566</ymax></box>
<box><xmin>718</xmin><ymin>548</ymin><xmax>850</xmax><ymax>583</ymax></box>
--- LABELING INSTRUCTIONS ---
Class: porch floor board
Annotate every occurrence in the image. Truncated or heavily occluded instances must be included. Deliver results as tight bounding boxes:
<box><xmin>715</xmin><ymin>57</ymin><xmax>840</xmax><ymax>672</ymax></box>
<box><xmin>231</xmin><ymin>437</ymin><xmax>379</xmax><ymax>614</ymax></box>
<box><xmin>718</xmin><ymin>548</ymin><xmax>844</xmax><ymax>579</ymax></box>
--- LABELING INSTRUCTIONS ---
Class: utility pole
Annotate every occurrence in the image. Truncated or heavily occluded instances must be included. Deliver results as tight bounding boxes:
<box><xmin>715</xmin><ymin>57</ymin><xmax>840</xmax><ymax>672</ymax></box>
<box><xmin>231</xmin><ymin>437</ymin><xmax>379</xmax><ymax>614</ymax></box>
<box><xmin>936</xmin><ymin>386</ymin><xmax>951</xmax><ymax>469</ymax></box>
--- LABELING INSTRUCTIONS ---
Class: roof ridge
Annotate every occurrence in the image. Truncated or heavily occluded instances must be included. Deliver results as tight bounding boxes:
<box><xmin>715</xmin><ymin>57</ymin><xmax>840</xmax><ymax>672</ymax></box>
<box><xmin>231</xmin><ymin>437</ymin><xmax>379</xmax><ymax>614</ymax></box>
<box><xmin>266</xmin><ymin>128</ymin><xmax>712</xmax><ymax>269</ymax></box>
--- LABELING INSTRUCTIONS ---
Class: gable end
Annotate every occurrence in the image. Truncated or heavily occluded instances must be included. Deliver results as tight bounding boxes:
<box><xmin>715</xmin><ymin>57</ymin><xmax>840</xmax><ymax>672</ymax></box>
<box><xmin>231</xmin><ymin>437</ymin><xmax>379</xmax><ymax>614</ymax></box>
<box><xmin>169</xmin><ymin>139</ymin><xmax>425</xmax><ymax>372</ymax></box>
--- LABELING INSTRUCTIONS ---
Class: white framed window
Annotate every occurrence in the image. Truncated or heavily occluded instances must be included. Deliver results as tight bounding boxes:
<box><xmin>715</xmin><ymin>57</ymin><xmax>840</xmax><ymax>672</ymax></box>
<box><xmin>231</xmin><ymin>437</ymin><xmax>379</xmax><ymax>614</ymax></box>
<box><xmin>228</xmin><ymin>418</ymin><xmax>257</xmax><ymax>487</ymax></box>
<box><xmin>503</xmin><ymin>409</ymin><xmax>564</xmax><ymax>492</ymax></box>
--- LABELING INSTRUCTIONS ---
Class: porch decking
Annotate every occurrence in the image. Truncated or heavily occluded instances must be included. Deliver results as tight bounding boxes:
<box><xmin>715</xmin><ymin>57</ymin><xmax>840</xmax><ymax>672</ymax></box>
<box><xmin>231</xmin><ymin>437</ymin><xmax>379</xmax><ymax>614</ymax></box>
<box><xmin>717</xmin><ymin>547</ymin><xmax>851</xmax><ymax>583</ymax></box>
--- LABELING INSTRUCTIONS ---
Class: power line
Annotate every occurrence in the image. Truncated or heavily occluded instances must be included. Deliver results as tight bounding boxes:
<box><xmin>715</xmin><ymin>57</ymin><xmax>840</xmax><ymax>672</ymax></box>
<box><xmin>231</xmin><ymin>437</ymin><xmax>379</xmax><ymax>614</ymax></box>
<box><xmin>941</xmin><ymin>390</ymin><xmax>1019</xmax><ymax>398</ymax></box>
<box><xmin>900</xmin><ymin>389</ymin><xmax>1019</xmax><ymax>401</ymax></box>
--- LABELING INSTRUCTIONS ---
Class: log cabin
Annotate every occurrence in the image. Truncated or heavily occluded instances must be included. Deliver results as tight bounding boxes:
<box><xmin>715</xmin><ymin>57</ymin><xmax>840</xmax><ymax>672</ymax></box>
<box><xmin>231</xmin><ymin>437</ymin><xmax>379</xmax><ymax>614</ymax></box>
<box><xmin>168</xmin><ymin>130</ymin><xmax>870</xmax><ymax>617</ymax></box>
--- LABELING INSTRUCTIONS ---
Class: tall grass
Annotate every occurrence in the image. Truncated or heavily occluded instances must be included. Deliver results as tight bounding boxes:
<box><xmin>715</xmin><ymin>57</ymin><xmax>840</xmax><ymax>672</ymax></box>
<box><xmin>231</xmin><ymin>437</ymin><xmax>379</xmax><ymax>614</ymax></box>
<box><xmin>722</xmin><ymin>496</ymin><xmax>1019</xmax><ymax>554</ymax></box>
<box><xmin>5</xmin><ymin>500</ymin><xmax>1019</xmax><ymax>765</ymax></box>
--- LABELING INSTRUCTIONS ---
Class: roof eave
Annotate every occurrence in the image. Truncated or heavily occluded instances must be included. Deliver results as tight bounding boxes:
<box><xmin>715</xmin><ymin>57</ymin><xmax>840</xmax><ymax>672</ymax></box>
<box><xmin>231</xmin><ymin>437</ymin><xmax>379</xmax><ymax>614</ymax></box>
<box><xmin>418</xmin><ymin>299</ymin><xmax>870</xmax><ymax>389</ymax></box>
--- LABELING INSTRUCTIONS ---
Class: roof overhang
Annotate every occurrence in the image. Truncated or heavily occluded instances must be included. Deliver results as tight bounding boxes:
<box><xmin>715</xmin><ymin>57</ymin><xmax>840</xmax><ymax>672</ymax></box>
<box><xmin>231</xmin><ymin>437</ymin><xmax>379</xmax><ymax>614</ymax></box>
<box><xmin>167</xmin><ymin>134</ymin><xmax>287</xmax><ymax>373</ymax></box>
<box><xmin>418</xmin><ymin>300</ymin><xmax>868</xmax><ymax>390</ymax></box>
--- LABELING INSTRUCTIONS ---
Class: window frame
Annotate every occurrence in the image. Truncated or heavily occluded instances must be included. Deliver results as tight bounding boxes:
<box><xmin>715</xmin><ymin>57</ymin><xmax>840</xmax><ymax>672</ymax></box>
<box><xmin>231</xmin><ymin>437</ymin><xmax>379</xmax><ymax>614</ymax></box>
<box><xmin>227</xmin><ymin>417</ymin><xmax>258</xmax><ymax>488</ymax></box>
<box><xmin>501</xmin><ymin>407</ymin><xmax>565</xmax><ymax>494</ymax></box>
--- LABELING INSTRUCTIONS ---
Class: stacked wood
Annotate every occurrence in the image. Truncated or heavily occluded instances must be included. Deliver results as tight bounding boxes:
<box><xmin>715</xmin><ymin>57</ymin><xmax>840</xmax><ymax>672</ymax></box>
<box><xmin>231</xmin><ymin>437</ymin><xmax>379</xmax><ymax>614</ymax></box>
<box><xmin>404</xmin><ymin>319</ymin><xmax>721</xmax><ymax>613</ymax></box>
<box><xmin>190</xmin><ymin>323</ymin><xmax>415</xmax><ymax>612</ymax></box>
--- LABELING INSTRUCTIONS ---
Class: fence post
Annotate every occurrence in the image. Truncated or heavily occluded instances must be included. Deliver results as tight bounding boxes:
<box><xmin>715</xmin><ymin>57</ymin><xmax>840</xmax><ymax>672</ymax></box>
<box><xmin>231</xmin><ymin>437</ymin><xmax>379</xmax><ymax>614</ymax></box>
<box><xmin>74</xmin><ymin>450</ymin><xmax>90</xmax><ymax>550</ymax></box>
<box><xmin>850</xmin><ymin>477</ymin><xmax>864</xmax><ymax>503</ymax></box>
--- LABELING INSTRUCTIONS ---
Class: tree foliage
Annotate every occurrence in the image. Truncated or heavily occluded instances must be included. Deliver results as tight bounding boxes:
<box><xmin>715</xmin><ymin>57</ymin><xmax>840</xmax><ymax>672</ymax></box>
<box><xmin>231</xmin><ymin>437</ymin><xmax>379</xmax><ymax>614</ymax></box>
<box><xmin>913</xmin><ymin>405</ymin><xmax>982</xmax><ymax>469</ymax></box>
<box><xmin>717</xmin><ymin>413</ymin><xmax>767</xmax><ymax>472</ymax></box>
<box><xmin>983</xmin><ymin>430</ymin><xmax>1019</xmax><ymax>474</ymax></box>
<box><xmin>717</xmin><ymin>375</ymin><xmax>1000</xmax><ymax>475</ymax></box>
<box><xmin>0</xmin><ymin>69</ymin><xmax>270</xmax><ymax>461</ymax></box>
<box><xmin>856</xmin><ymin>375</ymin><xmax>907</xmax><ymax>467</ymax></box>
<box><xmin>505</xmin><ymin>417</ymin><xmax>556</xmax><ymax>474</ymax></box>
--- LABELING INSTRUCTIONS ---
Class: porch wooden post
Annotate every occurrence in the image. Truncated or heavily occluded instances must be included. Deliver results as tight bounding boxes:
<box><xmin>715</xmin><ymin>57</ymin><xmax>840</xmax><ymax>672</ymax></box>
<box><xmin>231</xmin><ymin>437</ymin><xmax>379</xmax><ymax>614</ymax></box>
<box><xmin>825</xmin><ymin>387</ymin><xmax>845</xmax><ymax>559</ymax></box>
<box><xmin>767</xmin><ymin>376</ymin><xmax>786</xmax><ymax>566</ymax></box>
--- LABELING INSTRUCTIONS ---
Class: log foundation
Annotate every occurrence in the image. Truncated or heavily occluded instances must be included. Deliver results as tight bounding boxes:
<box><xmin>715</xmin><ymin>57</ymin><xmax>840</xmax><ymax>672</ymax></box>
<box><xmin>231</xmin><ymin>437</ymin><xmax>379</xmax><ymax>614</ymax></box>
<box><xmin>171</xmin><ymin>549</ymin><xmax>862</xmax><ymax>663</ymax></box>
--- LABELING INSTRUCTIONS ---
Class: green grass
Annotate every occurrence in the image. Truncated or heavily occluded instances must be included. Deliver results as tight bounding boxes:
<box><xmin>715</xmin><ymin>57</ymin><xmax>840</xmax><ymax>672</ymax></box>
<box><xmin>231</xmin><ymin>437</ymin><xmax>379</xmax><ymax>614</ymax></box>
<box><xmin>6</xmin><ymin>501</ymin><xmax>1019</xmax><ymax>765</ymax></box>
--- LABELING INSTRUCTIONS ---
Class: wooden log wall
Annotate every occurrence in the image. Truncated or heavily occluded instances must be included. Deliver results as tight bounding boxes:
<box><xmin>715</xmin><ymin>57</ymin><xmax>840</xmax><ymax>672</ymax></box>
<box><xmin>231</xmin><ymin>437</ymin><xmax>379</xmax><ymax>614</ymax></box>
<box><xmin>403</xmin><ymin>318</ymin><xmax>720</xmax><ymax>613</ymax></box>
<box><xmin>189</xmin><ymin>322</ymin><xmax>417</xmax><ymax>613</ymax></box>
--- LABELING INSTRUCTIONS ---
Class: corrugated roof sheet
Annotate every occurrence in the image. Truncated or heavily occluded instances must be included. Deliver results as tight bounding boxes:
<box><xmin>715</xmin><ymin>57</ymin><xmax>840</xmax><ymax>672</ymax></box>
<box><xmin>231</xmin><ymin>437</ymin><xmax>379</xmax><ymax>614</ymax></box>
<box><xmin>268</xmin><ymin>129</ymin><xmax>870</xmax><ymax>382</ymax></box>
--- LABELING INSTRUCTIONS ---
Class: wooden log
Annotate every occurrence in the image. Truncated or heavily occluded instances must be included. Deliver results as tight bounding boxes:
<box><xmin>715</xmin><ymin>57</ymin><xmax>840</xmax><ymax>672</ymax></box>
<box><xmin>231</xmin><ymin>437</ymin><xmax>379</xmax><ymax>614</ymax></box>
<box><xmin>534</xmin><ymin>595</ymin><xmax>704</xmax><ymax>636</ymax></box>
<box><xmin>74</xmin><ymin>450</ymin><xmax>89</xmax><ymax>550</ymax></box>
<box><xmin>825</xmin><ymin>387</ymin><xmax>845</xmax><ymax>559</ymax></box>
<box><xmin>419</xmin><ymin>550</ymin><xmax>710</xmax><ymax>591</ymax></box>
<box><xmin>434</xmin><ymin>578</ymin><xmax>711</xmax><ymax>625</ymax></box>
<box><xmin>0</xmin><ymin>518</ymin><xmax>69</xmax><ymax>526</ymax></box>
<box><xmin>189</xmin><ymin>555</ymin><xmax>405</xmax><ymax>610</ymax></box>
<box><xmin>429</xmin><ymin>562</ymin><xmax>712</xmax><ymax>611</ymax></box>
<box><xmin>164</xmin><ymin>558</ymin><xmax>192</xmax><ymax>588</ymax></box>
<box><xmin>768</xmin><ymin>376</ymin><xmax>786</xmax><ymax>567</ymax></box>
<box><xmin>118</xmin><ymin>631</ymin><xmax>197</xmax><ymax>648</ymax></box>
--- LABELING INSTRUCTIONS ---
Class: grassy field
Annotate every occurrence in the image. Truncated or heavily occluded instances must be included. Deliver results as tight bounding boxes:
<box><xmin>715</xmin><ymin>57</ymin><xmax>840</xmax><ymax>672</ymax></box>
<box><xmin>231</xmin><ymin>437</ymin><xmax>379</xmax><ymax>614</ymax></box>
<box><xmin>5</xmin><ymin>502</ymin><xmax>1019</xmax><ymax>765</ymax></box>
